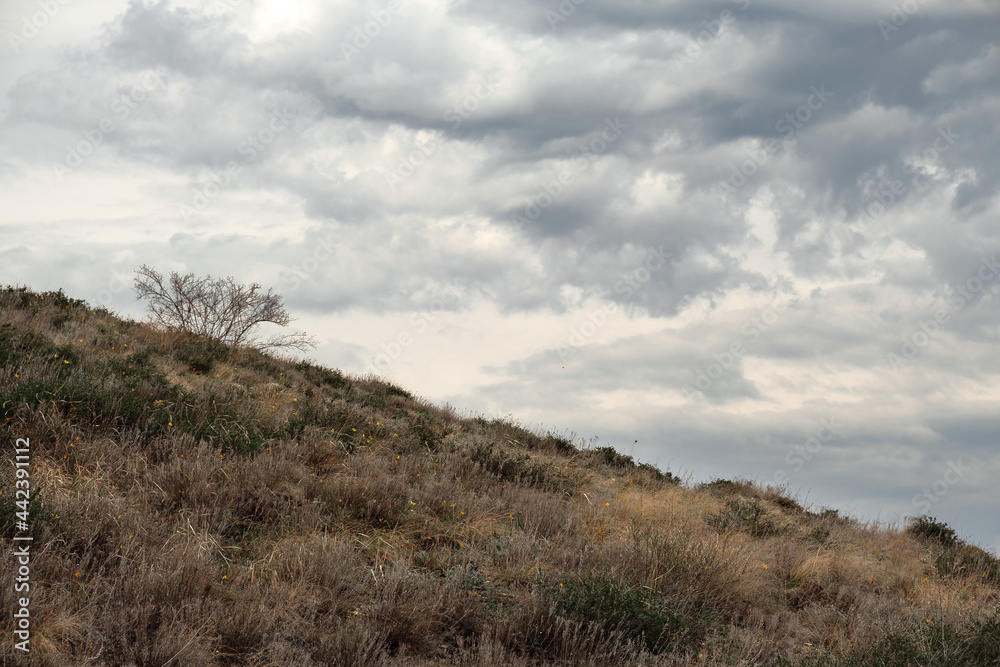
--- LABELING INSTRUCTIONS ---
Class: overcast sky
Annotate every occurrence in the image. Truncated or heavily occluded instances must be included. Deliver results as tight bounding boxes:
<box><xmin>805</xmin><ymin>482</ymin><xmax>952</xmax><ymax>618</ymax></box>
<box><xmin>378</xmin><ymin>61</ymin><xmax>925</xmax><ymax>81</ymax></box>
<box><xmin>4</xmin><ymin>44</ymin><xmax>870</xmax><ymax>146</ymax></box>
<box><xmin>2</xmin><ymin>0</ymin><xmax>999</xmax><ymax>553</ymax></box>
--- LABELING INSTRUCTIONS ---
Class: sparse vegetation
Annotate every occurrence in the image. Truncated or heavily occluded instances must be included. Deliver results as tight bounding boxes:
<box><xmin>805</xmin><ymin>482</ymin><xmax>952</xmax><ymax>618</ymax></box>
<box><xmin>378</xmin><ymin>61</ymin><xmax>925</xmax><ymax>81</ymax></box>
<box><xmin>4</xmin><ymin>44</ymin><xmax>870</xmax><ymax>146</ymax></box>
<box><xmin>0</xmin><ymin>286</ymin><xmax>997</xmax><ymax>666</ymax></box>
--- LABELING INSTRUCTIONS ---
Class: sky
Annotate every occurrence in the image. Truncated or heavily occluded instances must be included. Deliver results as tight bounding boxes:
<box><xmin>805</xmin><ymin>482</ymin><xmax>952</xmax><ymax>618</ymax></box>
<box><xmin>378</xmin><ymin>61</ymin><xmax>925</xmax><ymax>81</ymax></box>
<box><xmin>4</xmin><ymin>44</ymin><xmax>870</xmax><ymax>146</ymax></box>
<box><xmin>1</xmin><ymin>0</ymin><xmax>998</xmax><ymax>553</ymax></box>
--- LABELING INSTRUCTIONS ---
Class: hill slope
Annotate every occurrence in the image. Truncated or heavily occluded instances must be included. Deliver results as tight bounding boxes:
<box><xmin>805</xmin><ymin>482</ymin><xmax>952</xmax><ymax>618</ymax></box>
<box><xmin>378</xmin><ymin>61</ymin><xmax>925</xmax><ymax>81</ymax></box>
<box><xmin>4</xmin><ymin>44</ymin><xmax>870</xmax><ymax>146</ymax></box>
<box><xmin>1</xmin><ymin>286</ymin><xmax>998</xmax><ymax>666</ymax></box>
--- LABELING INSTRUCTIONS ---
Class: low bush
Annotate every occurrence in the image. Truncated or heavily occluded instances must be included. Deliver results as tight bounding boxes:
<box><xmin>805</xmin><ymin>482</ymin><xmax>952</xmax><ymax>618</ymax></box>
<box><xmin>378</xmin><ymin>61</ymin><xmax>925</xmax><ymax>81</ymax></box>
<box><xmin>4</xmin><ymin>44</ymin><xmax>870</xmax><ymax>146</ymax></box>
<box><xmin>548</xmin><ymin>574</ymin><xmax>717</xmax><ymax>654</ymax></box>
<box><xmin>708</xmin><ymin>497</ymin><xmax>779</xmax><ymax>537</ymax></box>
<box><xmin>907</xmin><ymin>515</ymin><xmax>958</xmax><ymax>547</ymax></box>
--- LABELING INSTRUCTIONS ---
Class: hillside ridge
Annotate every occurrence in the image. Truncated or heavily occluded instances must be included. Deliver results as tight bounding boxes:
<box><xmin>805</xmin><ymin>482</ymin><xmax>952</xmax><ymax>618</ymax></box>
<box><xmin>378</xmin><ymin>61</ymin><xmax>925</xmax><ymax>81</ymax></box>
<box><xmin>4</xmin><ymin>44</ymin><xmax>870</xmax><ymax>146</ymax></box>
<box><xmin>1</xmin><ymin>285</ymin><xmax>998</xmax><ymax>666</ymax></box>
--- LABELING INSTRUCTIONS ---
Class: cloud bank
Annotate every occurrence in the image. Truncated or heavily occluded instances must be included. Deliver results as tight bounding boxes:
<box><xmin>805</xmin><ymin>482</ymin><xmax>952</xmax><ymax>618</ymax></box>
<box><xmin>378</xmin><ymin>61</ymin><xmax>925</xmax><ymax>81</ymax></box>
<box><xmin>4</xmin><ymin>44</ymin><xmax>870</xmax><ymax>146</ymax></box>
<box><xmin>2</xmin><ymin>0</ymin><xmax>999</xmax><ymax>551</ymax></box>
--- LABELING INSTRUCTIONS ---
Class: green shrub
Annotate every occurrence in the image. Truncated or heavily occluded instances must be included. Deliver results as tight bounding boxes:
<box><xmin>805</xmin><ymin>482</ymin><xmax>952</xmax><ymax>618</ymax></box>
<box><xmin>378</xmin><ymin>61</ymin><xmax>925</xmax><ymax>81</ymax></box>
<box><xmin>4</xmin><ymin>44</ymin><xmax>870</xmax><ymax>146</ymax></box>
<box><xmin>698</xmin><ymin>478</ymin><xmax>761</xmax><ymax>499</ymax></box>
<box><xmin>907</xmin><ymin>515</ymin><xmax>958</xmax><ymax>547</ymax></box>
<box><xmin>708</xmin><ymin>497</ymin><xmax>778</xmax><ymax>537</ymax></box>
<box><xmin>772</xmin><ymin>494</ymin><xmax>804</xmax><ymax>512</ymax></box>
<box><xmin>639</xmin><ymin>462</ymin><xmax>674</xmax><ymax>483</ymax></box>
<box><xmin>175</xmin><ymin>339</ymin><xmax>230</xmax><ymax>373</ymax></box>
<box><xmin>935</xmin><ymin>542</ymin><xmax>1000</xmax><ymax>586</ymax></box>
<box><xmin>468</xmin><ymin>445</ymin><xmax>548</xmax><ymax>487</ymax></box>
<box><xmin>595</xmin><ymin>445</ymin><xmax>635</xmax><ymax>468</ymax></box>
<box><xmin>796</xmin><ymin>609</ymin><xmax>1000</xmax><ymax>666</ymax></box>
<box><xmin>548</xmin><ymin>574</ymin><xmax>716</xmax><ymax>654</ymax></box>
<box><xmin>294</xmin><ymin>360</ymin><xmax>350</xmax><ymax>389</ymax></box>
<box><xmin>378</xmin><ymin>380</ymin><xmax>412</xmax><ymax>399</ymax></box>
<box><xmin>590</xmin><ymin>446</ymin><xmax>672</xmax><ymax>483</ymax></box>
<box><xmin>544</xmin><ymin>433</ymin><xmax>577</xmax><ymax>454</ymax></box>
<box><xmin>0</xmin><ymin>356</ymin><xmax>178</xmax><ymax>438</ymax></box>
<box><xmin>0</xmin><ymin>324</ymin><xmax>79</xmax><ymax>370</ymax></box>
<box><xmin>0</xmin><ymin>286</ymin><xmax>86</xmax><ymax>310</ymax></box>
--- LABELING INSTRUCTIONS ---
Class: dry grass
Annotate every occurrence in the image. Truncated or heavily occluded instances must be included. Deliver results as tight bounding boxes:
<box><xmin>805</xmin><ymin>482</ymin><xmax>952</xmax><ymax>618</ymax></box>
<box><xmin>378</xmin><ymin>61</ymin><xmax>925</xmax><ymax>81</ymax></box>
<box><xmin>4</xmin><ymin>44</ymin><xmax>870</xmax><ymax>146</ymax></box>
<box><xmin>0</xmin><ymin>285</ymin><xmax>998</xmax><ymax>666</ymax></box>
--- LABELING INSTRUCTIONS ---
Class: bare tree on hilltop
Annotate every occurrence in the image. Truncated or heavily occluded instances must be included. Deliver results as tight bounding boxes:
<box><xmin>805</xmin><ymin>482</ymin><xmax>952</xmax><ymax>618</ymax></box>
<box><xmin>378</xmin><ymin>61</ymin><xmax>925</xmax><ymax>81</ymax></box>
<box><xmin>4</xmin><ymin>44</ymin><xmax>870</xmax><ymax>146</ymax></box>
<box><xmin>132</xmin><ymin>265</ymin><xmax>318</xmax><ymax>351</ymax></box>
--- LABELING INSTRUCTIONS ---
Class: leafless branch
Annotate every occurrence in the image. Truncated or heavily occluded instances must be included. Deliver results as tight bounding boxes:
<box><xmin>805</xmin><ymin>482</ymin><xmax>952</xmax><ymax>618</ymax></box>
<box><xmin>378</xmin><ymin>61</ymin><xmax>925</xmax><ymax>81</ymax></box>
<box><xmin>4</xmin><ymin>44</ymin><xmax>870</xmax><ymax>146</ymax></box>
<box><xmin>132</xmin><ymin>265</ymin><xmax>315</xmax><ymax>351</ymax></box>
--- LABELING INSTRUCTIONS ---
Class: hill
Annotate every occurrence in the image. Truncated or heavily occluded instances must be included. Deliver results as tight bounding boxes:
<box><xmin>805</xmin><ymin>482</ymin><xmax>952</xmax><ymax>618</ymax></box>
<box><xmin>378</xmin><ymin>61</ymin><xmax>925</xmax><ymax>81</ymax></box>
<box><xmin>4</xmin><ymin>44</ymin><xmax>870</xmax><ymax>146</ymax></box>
<box><xmin>1</xmin><ymin>286</ymin><xmax>998</xmax><ymax>666</ymax></box>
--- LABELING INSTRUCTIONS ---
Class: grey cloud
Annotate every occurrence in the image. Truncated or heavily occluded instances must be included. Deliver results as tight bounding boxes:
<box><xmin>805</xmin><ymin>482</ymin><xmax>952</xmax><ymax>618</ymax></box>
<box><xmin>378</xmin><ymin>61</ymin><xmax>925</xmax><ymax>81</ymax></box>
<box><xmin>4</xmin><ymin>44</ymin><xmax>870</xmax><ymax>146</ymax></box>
<box><xmin>3</xmin><ymin>0</ymin><xmax>1000</xmax><ymax>551</ymax></box>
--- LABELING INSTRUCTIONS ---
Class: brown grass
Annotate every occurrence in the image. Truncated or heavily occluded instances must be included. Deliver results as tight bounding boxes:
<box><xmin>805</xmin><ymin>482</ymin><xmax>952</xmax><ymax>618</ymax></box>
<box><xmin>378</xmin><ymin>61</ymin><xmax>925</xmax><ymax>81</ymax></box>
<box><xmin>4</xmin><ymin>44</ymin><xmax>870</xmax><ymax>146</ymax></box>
<box><xmin>0</xmin><ymin>286</ymin><xmax>998</xmax><ymax>666</ymax></box>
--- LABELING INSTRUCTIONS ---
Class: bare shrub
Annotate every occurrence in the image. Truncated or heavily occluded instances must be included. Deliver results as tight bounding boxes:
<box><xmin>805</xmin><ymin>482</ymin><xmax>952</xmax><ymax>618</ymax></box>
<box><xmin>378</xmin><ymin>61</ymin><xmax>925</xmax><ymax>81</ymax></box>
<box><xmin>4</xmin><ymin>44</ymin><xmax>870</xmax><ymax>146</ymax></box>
<box><xmin>132</xmin><ymin>265</ymin><xmax>317</xmax><ymax>351</ymax></box>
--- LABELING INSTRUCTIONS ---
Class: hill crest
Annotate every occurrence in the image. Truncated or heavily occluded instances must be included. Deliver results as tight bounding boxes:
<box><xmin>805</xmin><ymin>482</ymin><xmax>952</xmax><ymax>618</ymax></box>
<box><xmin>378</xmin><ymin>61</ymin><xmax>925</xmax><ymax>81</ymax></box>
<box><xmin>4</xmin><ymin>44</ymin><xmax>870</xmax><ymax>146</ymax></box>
<box><xmin>1</xmin><ymin>285</ymin><xmax>998</xmax><ymax>666</ymax></box>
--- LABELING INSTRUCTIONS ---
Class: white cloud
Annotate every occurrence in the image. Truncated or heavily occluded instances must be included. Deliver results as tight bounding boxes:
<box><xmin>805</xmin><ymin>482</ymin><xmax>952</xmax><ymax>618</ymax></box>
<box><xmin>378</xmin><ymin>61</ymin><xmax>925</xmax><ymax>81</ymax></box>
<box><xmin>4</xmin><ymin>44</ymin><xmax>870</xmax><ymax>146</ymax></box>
<box><xmin>3</xmin><ymin>0</ymin><xmax>1000</xmax><ymax>552</ymax></box>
